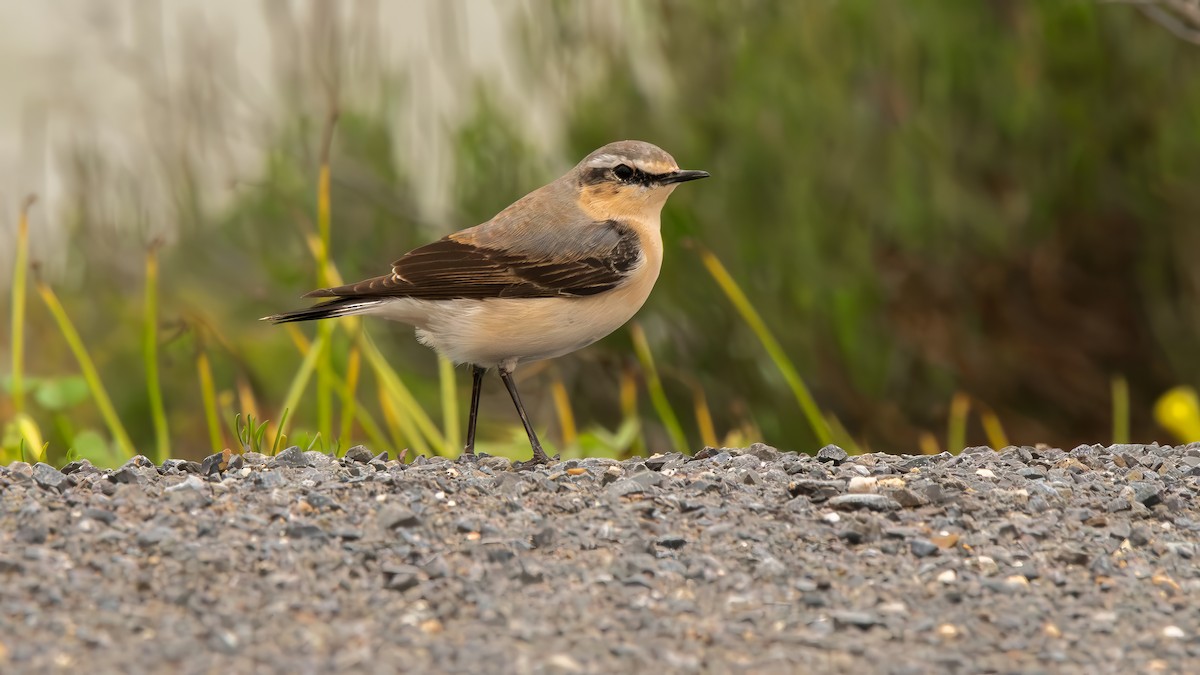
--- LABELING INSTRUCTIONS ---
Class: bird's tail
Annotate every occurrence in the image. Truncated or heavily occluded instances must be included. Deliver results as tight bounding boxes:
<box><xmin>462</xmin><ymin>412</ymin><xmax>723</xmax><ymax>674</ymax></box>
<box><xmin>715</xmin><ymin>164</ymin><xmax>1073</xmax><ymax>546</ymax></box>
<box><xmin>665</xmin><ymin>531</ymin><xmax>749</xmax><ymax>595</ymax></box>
<box><xmin>261</xmin><ymin>298</ymin><xmax>384</xmax><ymax>324</ymax></box>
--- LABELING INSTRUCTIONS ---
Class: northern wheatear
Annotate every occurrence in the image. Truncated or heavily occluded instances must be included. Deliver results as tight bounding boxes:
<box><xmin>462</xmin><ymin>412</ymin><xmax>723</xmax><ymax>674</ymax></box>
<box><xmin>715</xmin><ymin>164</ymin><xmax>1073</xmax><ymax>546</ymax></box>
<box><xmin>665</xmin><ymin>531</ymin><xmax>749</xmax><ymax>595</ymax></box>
<box><xmin>266</xmin><ymin>140</ymin><xmax>708</xmax><ymax>464</ymax></box>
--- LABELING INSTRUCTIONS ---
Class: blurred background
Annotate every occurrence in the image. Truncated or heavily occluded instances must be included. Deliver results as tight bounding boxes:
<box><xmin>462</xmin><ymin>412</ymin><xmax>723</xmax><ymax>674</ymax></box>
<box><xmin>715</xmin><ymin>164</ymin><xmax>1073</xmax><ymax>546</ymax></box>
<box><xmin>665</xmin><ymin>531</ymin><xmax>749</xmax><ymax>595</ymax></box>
<box><xmin>3</xmin><ymin>0</ymin><xmax>1200</xmax><ymax>465</ymax></box>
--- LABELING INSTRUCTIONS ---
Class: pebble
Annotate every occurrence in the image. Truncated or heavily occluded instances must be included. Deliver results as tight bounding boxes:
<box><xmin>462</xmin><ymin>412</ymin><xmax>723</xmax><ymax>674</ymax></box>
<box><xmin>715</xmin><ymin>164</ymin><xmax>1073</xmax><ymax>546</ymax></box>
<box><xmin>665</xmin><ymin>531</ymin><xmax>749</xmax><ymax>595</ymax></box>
<box><xmin>910</xmin><ymin>539</ymin><xmax>938</xmax><ymax>558</ymax></box>
<box><xmin>2</xmin><ymin>442</ymin><xmax>1198</xmax><ymax>674</ymax></box>
<box><xmin>271</xmin><ymin>446</ymin><xmax>308</xmax><ymax>468</ymax></box>
<box><xmin>816</xmin><ymin>445</ymin><xmax>849</xmax><ymax>465</ymax></box>
<box><xmin>827</xmin><ymin>494</ymin><xmax>900</xmax><ymax>512</ymax></box>
<box><xmin>847</xmin><ymin>476</ymin><xmax>877</xmax><ymax>494</ymax></box>
<box><xmin>379</xmin><ymin>506</ymin><xmax>421</xmax><ymax>529</ymax></box>
<box><xmin>32</xmin><ymin>463</ymin><xmax>67</xmax><ymax>492</ymax></box>
<box><xmin>164</xmin><ymin>475</ymin><xmax>207</xmax><ymax>493</ymax></box>
<box><xmin>344</xmin><ymin>445</ymin><xmax>374</xmax><ymax>464</ymax></box>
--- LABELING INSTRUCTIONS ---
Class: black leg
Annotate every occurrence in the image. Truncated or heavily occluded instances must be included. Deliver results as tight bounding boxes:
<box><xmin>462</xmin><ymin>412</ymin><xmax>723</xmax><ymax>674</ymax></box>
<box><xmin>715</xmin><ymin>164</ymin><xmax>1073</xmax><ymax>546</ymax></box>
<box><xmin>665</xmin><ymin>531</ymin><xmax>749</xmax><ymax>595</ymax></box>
<box><xmin>462</xmin><ymin>365</ymin><xmax>486</xmax><ymax>458</ymax></box>
<box><xmin>498</xmin><ymin>367</ymin><xmax>551</xmax><ymax>464</ymax></box>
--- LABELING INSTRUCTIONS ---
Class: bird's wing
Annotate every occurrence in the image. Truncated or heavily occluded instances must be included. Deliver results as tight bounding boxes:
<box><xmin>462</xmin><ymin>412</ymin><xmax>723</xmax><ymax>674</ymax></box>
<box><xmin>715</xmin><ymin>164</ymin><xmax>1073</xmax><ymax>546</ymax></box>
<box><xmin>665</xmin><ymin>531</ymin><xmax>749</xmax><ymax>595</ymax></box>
<box><xmin>305</xmin><ymin>219</ymin><xmax>642</xmax><ymax>301</ymax></box>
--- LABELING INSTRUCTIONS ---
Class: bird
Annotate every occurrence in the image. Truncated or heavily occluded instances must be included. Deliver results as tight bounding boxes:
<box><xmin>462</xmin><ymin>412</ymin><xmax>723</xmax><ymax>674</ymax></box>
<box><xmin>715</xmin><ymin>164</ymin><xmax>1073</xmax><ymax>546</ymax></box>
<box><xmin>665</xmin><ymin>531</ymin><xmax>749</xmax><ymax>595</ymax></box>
<box><xmin>265</xmin><ymin>140</ymin><xmax>709</xmax><ymax>465</ymax></box>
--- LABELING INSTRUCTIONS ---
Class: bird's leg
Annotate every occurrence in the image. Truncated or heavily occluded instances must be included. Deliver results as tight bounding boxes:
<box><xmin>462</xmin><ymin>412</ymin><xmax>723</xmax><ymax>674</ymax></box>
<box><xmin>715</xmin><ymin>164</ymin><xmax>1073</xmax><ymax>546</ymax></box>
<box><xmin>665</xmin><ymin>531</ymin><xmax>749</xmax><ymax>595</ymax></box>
<box><xmin>461</xmin><ymin>365</ymin><xmax>486</xmax><ymax>461</ymax></box>
<box><xmin>498</xmin><ymin>367</ymin><xmax>551</xmax><ymax>465</ymax></box>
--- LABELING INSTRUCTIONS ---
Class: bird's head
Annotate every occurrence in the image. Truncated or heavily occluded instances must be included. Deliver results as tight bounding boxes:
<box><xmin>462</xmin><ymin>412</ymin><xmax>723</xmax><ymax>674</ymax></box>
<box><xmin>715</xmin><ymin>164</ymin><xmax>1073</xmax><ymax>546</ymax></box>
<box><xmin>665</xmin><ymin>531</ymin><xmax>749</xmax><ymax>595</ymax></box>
<box><xmin>570</xmin><ymin>140</ymin><xmax>709</xmax><ymax>219</ymax></box>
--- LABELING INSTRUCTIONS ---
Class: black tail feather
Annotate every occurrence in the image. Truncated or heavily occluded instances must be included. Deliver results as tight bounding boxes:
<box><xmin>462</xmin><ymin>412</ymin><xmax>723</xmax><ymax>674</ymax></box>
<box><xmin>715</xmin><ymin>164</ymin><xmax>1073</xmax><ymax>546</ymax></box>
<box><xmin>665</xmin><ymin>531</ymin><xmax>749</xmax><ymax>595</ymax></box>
<box><xmin>262</xmin><ymin>298</ymin><xmax>378</xmax><ymax>324</ymax></box>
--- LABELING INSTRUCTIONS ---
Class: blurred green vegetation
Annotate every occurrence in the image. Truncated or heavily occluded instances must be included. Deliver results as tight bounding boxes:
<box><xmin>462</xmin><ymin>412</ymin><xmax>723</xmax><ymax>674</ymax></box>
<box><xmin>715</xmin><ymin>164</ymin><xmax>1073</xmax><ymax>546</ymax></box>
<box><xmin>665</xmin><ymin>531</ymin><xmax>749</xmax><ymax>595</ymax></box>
<box><xmin>4</xmin><ymin>1</ymin><xmax>1200</xmax><ymax>465</ymax></box>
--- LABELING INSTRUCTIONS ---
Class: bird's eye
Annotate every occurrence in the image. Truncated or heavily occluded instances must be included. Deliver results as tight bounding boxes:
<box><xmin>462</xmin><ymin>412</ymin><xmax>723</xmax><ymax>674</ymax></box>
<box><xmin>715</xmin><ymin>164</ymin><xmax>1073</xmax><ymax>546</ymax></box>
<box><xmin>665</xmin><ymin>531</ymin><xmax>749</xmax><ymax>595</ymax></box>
<box><xmin>613</xmin><ymin>164</ymin><xmax>635</xmax><ymax>181</ymax></box>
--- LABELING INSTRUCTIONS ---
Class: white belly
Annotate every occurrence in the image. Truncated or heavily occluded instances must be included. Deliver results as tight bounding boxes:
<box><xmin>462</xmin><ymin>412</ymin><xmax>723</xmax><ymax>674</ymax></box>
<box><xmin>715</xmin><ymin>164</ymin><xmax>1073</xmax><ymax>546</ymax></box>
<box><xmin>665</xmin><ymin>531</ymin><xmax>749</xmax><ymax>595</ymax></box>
<box><xmin>363</xmin><ymin>261</ymin><xmax>661</xmax><ymax>369</ymax></box>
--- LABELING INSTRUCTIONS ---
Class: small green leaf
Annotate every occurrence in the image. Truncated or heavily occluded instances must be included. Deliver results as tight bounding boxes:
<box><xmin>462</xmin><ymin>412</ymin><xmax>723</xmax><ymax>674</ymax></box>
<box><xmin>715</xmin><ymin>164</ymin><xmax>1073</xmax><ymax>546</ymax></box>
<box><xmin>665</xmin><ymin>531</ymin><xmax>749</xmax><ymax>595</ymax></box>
<box><xmin>71</xmin><ymin>430</ymin><xmax>124</xmax><ymax>468</ymax></box>
<box><xmin>34</xmin><ymin>376</ymin><xmax>90</xmax><ymax>411</ymax></box>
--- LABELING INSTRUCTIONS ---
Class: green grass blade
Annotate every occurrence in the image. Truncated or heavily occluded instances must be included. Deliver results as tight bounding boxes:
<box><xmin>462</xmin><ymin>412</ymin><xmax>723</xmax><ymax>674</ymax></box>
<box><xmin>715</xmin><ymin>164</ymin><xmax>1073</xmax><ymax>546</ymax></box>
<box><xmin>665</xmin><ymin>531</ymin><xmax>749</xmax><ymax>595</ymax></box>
<box><xmin>339</xmin><ymin>342</ymin><xmax>362</xmax><ymax>444</ymax></box>
<box><xmin>272</xmin><ymin>408</ymin><xmax>290</xmax><ymax>455</ymax></box>
<box><xmin>695</xmin><ymin>245</ymin><xmax>833</xmax><ymax>447</ymax></box>
<box><xmin>278</xmin><ymin>330</ymin><xmax>327</xmax><ymax>442</ymax></box>
<box><xmin>314</xmin><ymin>112</ymin><xmax>338</xmax><ymax>449</ymax></box>
<box><xmin>10</xmin><ymin>196</ymin><xmax>34</xmax><ymax>414</ymax></box>
<box><xmin>143</xmin><ymin>245</ymin><xmax>170</xmax><ymax>463</ymax></box>
<box><xmin>439</xmin><ymin>355</ymin><xmax>460</xmax><ymax>455</ymax></box>
<box><xmin>36</xmin><ymin>281</ymin><xmax>136</xmax><ymax>459</ymax></box>
<box><xmin>196</xmin><ymin>348</ymin><xmax>223</xmax><ymax>455</ymax></box>
<box><xmin>13</xmin><ymin>413</ymin><xmax>45</xmax><ymax>463</ymax></box>
<box><xmin>630</xmin><ymin>322</ymin><xmax>688</xmax><ymax>454</ymax></box>
<box><xmin>361</xmin><ymin>332</ymin><xmax>442</xmax><ymax>455</ymax></box>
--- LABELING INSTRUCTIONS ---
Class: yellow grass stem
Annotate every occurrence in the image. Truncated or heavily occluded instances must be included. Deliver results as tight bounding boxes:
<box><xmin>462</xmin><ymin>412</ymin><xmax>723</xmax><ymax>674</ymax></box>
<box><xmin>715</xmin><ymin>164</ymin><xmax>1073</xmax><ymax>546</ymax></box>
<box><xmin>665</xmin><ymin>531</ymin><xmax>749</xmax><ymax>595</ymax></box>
<box><xmin>285</xmin><ymin>325</ymin><xmax>388</xmax><ymax>453</ymax></box>
<box><xmin>315</xmin><ymin>113</ymin><xmax>337</xmax><ymax>448</ymax></box>
<box><xmin>143</xmin><ymin>245</ymin><xmax>169</xmax><ymax>463</ymax></box>
<box><xmin>377</xmin><ymin>382</ymin><xmax>408</xmax><ymax>453</ymax></box>
<box><xmin>278</xmin><ymin>328</ymin><xmax>327</xmax><ymax>442</ymax></box>
<box><xmin>979</xmin><ymin>404</ymin><xmax>1010</xmax><ymax>449</ymax></box>
<box><xmin>619</xmin><ymin>366</ymin><xmax>646</xmax><ymax>455</ymax></box>
<box><xmin>361</xmin><ymin>333</ymin><xmax>443</xmax><ymax>455</ymax></box>
<box><xmin>195</xmin><ymin>349</ymin><xmax>223</xmax><ymax>455</ymax></box>
<box><xmin>340</xmin><ymin>343</ymin><xmax>362</xmax><ymax>444</ymax></box>
<box><xmin>37</xmin><ymin>281</ymin><xmax>136</xmax><ymax>459</ymax></box>
<box><xmin>13</xmin><ymin>413</ymin><xmax>45</xmax><ymax>462</ymax></box>
<box><xmin>1111</xmin><ymin>375</ymin><xmax>1130</xmax><ymax>445</ymax></box>
<box><xmin>439</xmin><ymin>356</ymin><xmax>460</xmax><ymax>454</ymax></box>
<box><xmin>918</xmin><ymin>431</ymin><xmax>941</xmax><ymax>455</ymax></box>
<box><xmin>695</xmin><ymin>245</ymin><xmax>833</xmax><ymax>446</ymax></box>
<box><xmin>947</xmin><ymin>392</ymin><xmax>970</xmax><ymax>453</ymax></box>
<box><xmin>10</xmin><ymin>196</ymin><xmax>34</xmax><ymax>414</ymax></box>
<box><xmin>236</xmin><ymin>377</ymin><xmax>260</xmax><ymax>426</ymax></box>
<box><xmin>550</xmin><ymin>374</ymin><xmax>577</xmax><ymax>447</ymax></box>
<box><xmin>691</xmin><ymin>384</ymin><xmax>719</xmax><ymax>449</ymax></box>
<box><xmin>629</xmin><ymin>323</ymin><xmax>687</xmax><ymax>454</ymax></box>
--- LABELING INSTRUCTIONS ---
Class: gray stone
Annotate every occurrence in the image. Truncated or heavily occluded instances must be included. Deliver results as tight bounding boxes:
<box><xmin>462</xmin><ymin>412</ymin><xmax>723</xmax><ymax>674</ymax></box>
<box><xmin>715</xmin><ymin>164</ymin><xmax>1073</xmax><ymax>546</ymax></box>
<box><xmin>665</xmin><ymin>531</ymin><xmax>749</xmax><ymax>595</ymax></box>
<box><xmin>32</xmin><ymin>463</ymin><xmax>67</xmax><ymax>491</ymax></box>
<box><xmin>382</xmin><ymin>564</ymin><xmax>422</xmax><ymax>591</ymax></box>
<box><xmin>380</xmin><ymin>506</ymin><xmax>421</xmax><ymax>529</ymax></box>
<box><xmin>344</xmin><ymin>445</ymin><xmax>373</xmax><ymax>464</ymax></box>
<box><xmin>827</xmin><ymin>494</ymin><xmax>901</xmax><ymax>512</ymax></box>
<box><xmin>271</xmin><ymin>446</ymin><xmax>308</xmax><ymax>467</ymax></box>
<box><xmin>165</xmin><ymin>475</ymin><xmax>207</xmax><ymax>494</ymax></box>
<box><xmin>816</xmin><ymin>445</ymin><xmax>849</xmax><ymax>464</ymax></box>
<box><xmin>607</xmin><ymin>478</ymin><xmax>646</xmax><ymax>498</ymax></box>
<box><xmin>110</xmin><ymin>467</ymin><xmax>141</xmax><ymax>484</ymax></box>
<box><xmin>746</xmin><ymin>442</ymin><xmax>781</xmax><ymax>461</ymax></box>
<box><xmin>256</xmin><ymin>471</ymin><xmax>286</xmax><ymax>489</ymax></box>
<box><xmin>1126</xmin><ymin>481</ymin><xmax>1161</xmax><ymax>507</ymax></box>
<box><xmin>910</xmin><ymin>539</ymin><xmax>939</xmax><ymax>557</ymax></box>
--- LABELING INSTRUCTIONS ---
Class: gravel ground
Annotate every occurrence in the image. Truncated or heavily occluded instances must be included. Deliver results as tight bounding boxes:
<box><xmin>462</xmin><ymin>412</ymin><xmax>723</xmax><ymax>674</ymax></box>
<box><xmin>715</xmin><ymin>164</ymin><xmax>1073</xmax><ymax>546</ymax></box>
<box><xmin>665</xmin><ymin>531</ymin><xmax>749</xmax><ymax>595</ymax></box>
<box><xmin>2</xmin><ymin>442</ymin><xmax>1199</xmax><ymax>674</ymax></box>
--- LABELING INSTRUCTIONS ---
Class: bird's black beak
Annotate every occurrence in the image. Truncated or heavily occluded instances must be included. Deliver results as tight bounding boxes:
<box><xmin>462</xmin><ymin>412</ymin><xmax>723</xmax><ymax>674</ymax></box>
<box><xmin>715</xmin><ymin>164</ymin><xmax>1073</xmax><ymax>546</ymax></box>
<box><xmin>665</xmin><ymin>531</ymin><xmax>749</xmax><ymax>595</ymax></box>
<box><xmin>660</xmin><ymin>169</ymin><xmax>710</xmax><ymax>184</ymax></box>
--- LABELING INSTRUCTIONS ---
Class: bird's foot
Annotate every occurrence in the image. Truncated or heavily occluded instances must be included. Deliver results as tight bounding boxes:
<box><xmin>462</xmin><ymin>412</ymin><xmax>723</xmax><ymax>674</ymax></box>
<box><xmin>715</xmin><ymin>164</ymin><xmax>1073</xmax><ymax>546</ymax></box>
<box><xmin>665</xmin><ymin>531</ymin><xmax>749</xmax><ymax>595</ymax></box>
<box><xmin>513</xmin><ymin>448</ymin><xmax>554</xmax><ymax>472</ymax></box>
<box><xmin>457</xmin><ymin>449</ymin><xmax>479</xmax><ymax>465</ymax></box>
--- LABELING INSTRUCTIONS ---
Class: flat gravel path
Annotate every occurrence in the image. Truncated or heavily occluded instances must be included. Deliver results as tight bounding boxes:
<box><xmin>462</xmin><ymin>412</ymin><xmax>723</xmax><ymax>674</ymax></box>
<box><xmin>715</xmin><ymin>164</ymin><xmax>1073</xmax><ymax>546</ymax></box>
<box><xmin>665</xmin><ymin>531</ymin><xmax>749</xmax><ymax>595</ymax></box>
<box><xmin>2</xmin><ymin>442</ymin><xmax>1199</xmax><ymax>674</ymax></box>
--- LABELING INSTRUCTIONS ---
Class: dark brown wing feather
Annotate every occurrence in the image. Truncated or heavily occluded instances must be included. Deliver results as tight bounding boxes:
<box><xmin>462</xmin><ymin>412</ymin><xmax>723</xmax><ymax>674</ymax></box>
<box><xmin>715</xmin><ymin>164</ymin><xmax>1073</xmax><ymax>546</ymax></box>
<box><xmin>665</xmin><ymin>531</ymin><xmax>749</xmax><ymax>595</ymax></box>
<box><xmin>305</xmin><ymin>220</ymin><xmax>641</xmax><ymax>301</ymax></box>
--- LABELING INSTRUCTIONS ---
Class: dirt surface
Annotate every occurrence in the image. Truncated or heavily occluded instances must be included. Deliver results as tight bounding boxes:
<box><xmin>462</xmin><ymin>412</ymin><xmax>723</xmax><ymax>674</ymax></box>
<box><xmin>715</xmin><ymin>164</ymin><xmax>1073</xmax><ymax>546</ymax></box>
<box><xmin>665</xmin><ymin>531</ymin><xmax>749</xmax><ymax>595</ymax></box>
<box><xmin>1</xmin><ymin>442</ymin><xmax>1199</xmax><ymax>674</ymax></box>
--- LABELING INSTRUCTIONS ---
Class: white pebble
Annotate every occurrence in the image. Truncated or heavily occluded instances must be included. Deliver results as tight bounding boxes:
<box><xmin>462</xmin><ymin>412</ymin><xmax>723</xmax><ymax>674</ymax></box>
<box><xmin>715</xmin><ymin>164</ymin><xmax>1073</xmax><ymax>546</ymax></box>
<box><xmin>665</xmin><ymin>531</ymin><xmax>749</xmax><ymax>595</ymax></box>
<box><xmin>847</xmin><ymin>476</ymin><xmax>878</xmax><ymax>494</ymax></box>
<box><xmin>975</xmin><ymin>468</ymin><xmax>997</xmax><ymax>478</ymax></box>
<box><xmin>937</xmin><ymin>569</ymin><xmax>957</xmax><ymax>584</ymax></box>
<box><xmin>822</xmin><ymin>512</ymin><xmax>841</xmax><ymax>524</ymax></box>
<box><xmin>1004</xmin><ymin>575</ymin><xmax>1030</xmax><ymax>588</ymax></box>
<box><xmin>1163</xmin><ymin>625</ymin><xmax>1186</xmax><ymax>639</ymax></box>
<box><xmin>971</xmin><ymin>555</ymin><xmax>999</xmax><ymax>575</ymax></box>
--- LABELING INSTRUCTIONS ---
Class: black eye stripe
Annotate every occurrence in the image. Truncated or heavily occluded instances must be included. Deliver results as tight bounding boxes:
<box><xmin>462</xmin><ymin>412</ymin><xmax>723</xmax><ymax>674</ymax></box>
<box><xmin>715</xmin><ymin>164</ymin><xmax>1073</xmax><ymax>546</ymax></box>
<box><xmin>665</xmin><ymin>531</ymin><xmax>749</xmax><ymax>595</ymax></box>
<box><xmin>581</xmin><ymin>164</ymin><xmax>668</xmax><ymax>186</ymax></box>
<box><xmin>615</xmin><ymin>165</ymin><xmax>662</xmax><ymax>185</ymax></box>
